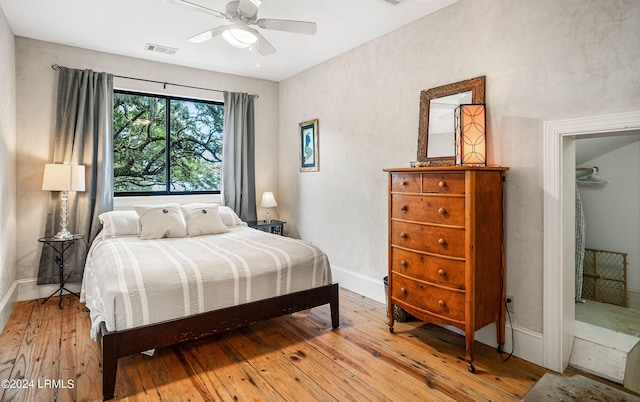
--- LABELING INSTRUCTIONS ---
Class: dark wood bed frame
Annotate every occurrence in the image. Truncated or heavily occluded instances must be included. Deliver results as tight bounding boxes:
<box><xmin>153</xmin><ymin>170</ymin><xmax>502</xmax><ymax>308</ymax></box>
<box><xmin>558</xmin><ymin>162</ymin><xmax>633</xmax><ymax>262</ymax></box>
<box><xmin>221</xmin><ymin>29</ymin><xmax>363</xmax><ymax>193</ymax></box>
<box><xmin>99</xmin><ymin>282</ymin><xmax>339</xmax><ymax>400</ymax></box>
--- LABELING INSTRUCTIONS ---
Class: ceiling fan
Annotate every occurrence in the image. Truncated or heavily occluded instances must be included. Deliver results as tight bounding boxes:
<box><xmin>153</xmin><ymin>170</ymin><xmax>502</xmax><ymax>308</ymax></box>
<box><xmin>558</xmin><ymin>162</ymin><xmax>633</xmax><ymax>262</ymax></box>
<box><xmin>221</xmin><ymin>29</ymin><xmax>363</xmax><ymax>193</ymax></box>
<box><xmin>173</xmin><ymin>0</ymin><xmax>317</xmax><ymax>55</ymax></box>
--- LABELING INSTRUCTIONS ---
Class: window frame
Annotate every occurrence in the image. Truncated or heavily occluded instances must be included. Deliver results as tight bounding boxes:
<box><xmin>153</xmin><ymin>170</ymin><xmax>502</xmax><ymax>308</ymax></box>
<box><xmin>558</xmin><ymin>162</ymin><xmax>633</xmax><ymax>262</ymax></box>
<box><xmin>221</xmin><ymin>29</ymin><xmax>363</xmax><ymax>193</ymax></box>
<box><xmin>113</xmin><ymin>89</ymin><xmax>224</xmax><ymax>197</ymax></box>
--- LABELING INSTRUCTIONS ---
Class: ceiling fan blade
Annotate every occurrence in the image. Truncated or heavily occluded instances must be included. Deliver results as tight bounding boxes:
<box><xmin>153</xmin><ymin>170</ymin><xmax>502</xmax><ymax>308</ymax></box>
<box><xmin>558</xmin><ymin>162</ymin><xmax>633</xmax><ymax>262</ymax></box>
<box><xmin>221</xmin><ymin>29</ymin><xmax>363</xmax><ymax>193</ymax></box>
<box><xmin>255</xmin><ymin>32</ymin><xmax>276</xmax><ymax>56</ymax></box>
<box><xmin>237</xmin><ymin>0</ymin><xmax>261</xmax><ymax>18</ymax></box>
<box><xmin>173</xmin><ymin>0</ymin><xmax>226</xmax><ymax>18</ymax></box>
<box><xmin>257</xmin><ymin>19</ymin><xmax>317</xmax><ymax>35</ymax></box>
<box><xmin>187</xmin><ymin>26</ymin><xmax>227</xmax><ymax>43</ymax></box>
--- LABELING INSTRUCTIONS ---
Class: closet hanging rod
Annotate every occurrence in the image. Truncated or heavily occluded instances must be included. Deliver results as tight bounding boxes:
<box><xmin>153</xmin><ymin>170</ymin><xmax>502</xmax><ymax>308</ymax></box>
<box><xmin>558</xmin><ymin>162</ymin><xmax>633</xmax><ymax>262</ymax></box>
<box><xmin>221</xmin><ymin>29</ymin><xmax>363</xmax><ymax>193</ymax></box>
<box><xmin>51</xmin><ymin>64</ymin><xmax>258</xmax><ymax>98</ymax></box>
<box><xmin>576</xmin><ymin>166</ymin><xmax>599</xmax><ymax>172</ymax></box>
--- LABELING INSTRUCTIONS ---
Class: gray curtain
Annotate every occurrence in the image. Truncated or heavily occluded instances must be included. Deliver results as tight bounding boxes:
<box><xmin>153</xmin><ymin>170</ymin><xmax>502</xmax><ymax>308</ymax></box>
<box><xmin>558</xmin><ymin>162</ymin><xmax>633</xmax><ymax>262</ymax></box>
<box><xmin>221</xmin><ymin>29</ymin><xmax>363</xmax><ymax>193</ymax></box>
<box><xmin>575</xmin><ymin>187</ymin><xmax>586</xmax><ymax>302</ymax></box>
<box><xmin>222</xmin><ymin>91</ymin><xmax>257</xmax><ymax>222</ymax></box>
<box><xmin>38</xmin><ymin>67</ymin><xmax>114</xmax><ymax>284</ymax></box>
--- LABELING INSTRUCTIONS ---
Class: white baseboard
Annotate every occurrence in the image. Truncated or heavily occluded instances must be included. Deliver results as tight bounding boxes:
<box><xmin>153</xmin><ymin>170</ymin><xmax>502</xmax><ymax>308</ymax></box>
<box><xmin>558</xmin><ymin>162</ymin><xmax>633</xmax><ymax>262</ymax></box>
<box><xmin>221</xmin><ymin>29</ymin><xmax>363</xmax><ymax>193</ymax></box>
<box><xmin>474</xmin><ymin>321</ymin><xmax>544</xmax><ymax>367</ymax></box>
<box><xmin>330</xmin><ymin>264</ymin><xmax>386</xmax><ymax>304</ymax></box>
<box><xmin>0</xmin><ymin>281</ymin><xmax>17</xmax><ymax>334</ymax></box>
<box><xmin>331</xmin><ymin>265</ymin><xmax>544</xmax><ymax>367</ymax></box>
<box><xmin>17</xmin><ymin>278</ymin><xmax>81</xmax><ymax>302</ymax></box>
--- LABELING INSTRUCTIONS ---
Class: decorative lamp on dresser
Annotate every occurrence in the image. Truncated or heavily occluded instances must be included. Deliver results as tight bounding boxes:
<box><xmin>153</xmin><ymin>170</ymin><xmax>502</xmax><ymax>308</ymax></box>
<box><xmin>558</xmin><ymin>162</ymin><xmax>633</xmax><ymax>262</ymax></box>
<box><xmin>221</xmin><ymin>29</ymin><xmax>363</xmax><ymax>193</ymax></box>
<box><xmin>384</xmin><ymin>166</ymin><xmax>509</xmax><ymax>373</ymax></box>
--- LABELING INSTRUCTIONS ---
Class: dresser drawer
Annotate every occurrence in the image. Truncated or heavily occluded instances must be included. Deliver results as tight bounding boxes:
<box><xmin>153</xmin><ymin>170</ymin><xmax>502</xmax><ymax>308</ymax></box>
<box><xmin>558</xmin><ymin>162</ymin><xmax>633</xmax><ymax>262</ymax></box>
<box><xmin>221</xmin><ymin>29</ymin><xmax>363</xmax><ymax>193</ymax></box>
<box><xmin>391</xmin><ymin>274</ymin><xmax>465</xmax><ymax>322</ymax></box>
<box><xmin>391</xmin><ymin>173</ymin><xmax>420</xmax><ymax>193</ymax></box>
<box><xmin>391</xmin><ymin>248</ymin><xmax>465</xmax><ymax>289</ymax></box>
<box><xmin>423</xmin><ymin>173</ymin><xmax>465</xmax><ymax>194</ymax></box>
<box><xmin>391</xmin><ymin>221</ymin><xmax>465</xmax><ymax>258</ymax></box>
<box><xmin>391</xmin><ymin>194</ymin><xmax>465</xmax><ymax>226</ymax></box>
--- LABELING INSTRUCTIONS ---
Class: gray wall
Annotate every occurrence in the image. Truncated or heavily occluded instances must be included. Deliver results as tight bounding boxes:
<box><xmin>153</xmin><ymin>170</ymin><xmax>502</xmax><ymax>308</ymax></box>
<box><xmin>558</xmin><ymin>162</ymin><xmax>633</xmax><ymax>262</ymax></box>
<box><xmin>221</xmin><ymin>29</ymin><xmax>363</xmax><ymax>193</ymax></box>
<box><xmin>0</xmin><ymin>5</ymin><xmax>16</xmax><ymax>331</ymax></box>
<box><xmin>278</xmin><ymin>0</ymin><xmax>640</xmax><ymax>332</ymax></box>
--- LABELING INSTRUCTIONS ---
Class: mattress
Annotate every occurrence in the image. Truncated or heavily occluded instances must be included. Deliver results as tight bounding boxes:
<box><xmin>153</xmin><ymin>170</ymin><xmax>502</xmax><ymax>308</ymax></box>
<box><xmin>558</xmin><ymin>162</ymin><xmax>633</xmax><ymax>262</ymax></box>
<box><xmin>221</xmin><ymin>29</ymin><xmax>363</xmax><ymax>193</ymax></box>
<box><xmin>80</xmin><ymin>226</ymin><xmax>332</xmax><ymax>339</ymax></box>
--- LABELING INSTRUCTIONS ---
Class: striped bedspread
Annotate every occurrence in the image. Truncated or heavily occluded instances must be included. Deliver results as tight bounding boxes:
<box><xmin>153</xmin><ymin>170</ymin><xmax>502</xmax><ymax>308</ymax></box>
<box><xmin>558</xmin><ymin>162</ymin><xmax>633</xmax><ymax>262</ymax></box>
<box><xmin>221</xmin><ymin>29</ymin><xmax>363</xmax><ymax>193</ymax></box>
<box><xmin>80</xmin><ymin>227</ymin><xmax>332</xmax><ymax>339</ymax></box>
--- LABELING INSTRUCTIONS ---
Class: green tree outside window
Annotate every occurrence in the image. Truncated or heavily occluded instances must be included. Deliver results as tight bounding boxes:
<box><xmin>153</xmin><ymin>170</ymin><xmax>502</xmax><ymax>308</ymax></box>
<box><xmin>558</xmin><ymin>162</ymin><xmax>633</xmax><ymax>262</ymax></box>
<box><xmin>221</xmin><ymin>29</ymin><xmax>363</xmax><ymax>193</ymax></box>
<box><xmin>113</xmin><ymin>91</ymin><xmax>223</xmax><ymax>194</ymax></box>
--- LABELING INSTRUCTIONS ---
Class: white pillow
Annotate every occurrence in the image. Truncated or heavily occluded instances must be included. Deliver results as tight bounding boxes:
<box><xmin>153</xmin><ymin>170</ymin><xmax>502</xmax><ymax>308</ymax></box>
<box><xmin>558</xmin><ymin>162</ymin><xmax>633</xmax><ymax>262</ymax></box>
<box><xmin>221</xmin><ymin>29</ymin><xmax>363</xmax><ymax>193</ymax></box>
<box><xmin>133</xmin><ymin>203</ymin><xmax>187</xmax><ymax>239</ymax></box>
<box><xmin>218</xmin><ymin>206</ymin><xmax>247</xmax><ymax>227</ymax></box>
<box><xmin>180</xmin><ymin>204</ymin><xmax>230</xmax><ymax>236</ymax></box>
<box><xmin>98</xmin><ymin>210</ymin><xmax>140</xmax><ymax>238</ymax></box>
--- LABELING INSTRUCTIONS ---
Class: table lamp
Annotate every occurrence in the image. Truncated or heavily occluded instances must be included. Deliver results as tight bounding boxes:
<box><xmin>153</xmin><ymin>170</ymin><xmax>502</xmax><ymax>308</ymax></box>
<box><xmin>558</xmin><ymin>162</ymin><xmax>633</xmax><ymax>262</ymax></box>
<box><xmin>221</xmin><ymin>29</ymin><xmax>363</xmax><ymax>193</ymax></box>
<box><xmin>260</xmin><ymin>192</ymin><xmax>277</xmax><ymax>223</ymax></box>
<box><xmin>454</xmin><ymin>104</ymin><xmax>486</xmax><ymax>166</ymax></box>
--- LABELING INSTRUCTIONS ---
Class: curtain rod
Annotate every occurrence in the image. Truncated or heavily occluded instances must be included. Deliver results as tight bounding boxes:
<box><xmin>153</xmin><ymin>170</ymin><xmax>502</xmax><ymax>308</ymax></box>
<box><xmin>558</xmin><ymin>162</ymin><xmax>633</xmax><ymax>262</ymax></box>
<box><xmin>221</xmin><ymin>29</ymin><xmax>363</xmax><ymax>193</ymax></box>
<box><xmin>51</xmin><ymin>64</ymin><xmax>258</xmax><ymax>98</ymax></box>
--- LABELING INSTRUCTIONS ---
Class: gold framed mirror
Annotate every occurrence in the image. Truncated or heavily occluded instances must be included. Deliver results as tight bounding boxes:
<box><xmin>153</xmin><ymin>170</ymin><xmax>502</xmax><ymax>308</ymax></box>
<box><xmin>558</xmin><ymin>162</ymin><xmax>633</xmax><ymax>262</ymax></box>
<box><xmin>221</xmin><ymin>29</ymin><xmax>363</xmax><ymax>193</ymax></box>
<box><xmin>417</xmin><ymin>76</ymin><xmax>486</xmax><ymax>165</ymax></box>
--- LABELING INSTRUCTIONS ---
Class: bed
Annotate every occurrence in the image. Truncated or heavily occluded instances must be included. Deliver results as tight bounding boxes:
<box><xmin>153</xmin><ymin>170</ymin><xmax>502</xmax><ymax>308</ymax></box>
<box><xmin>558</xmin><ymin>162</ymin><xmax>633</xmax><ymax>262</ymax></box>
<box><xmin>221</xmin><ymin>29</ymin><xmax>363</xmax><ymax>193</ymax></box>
<box><xmin>80</xmin><ymin>204</ymin><xmax>339</xmax><ymax>400</ymax></box>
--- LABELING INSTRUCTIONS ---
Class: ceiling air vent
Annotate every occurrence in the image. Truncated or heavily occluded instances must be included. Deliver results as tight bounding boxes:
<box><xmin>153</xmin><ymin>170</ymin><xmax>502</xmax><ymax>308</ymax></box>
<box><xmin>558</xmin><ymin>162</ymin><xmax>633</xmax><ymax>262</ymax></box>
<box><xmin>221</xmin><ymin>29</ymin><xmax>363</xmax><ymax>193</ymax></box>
<box><xmin>144</xmin><ymin>43</ymin><xmax>178</xmax><ymax>55</ymax></box>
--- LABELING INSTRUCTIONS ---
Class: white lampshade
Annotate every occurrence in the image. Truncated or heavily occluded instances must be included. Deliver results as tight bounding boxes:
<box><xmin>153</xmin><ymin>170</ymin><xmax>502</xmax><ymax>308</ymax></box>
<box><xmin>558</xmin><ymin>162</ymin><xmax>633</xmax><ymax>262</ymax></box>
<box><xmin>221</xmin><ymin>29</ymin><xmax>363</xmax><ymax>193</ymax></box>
<box><xmin>260</xmin><ymin>192</ymin><xmax>278</xmax><ymax>208</ymax></box>
<box><xmin>42</xmin><ymin>163</ymin><xmax>85</xmax><ymax>192</ymax></box>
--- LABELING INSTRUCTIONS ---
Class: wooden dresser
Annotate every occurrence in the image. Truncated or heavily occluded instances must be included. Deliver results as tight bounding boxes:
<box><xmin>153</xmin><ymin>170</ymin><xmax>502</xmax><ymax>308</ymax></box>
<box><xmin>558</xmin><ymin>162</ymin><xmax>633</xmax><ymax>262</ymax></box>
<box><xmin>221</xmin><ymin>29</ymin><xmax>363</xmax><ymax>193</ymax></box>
<box><xmin>384</xmin><ymin>166</ymin><xmax>508</xmax><ymax>372</ymax></box>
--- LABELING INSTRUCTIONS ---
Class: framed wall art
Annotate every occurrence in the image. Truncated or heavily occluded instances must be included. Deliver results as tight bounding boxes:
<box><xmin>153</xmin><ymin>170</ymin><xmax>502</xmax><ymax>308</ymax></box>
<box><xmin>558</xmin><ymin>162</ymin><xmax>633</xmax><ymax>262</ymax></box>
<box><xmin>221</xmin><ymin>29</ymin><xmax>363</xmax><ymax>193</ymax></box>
<box><xmin>299</xmin><ymin>119</ymin><xmax>319</xmax><ymax>172</ymax></box>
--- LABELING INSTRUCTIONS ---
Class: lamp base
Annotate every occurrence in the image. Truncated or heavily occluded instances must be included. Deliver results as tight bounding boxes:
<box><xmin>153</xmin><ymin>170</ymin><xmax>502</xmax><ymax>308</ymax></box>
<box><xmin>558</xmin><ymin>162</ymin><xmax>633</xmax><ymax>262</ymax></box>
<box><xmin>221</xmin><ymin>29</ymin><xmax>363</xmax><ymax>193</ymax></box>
<box><xmin>54</xmin><ymin>190</ymin><xmax>73</xmax><ymax>240</ymax></box>
<box><xmin>54</xmin><ymin>229</ymin><xmax>74</xmax><ymax>240</ymax></box>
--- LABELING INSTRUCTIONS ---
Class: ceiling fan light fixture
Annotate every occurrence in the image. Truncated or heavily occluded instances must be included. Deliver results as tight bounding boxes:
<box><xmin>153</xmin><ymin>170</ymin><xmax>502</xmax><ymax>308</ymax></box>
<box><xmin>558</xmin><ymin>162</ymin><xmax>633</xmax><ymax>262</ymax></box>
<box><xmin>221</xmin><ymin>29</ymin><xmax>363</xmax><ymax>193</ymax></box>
<box><xmin>222</xmin><ymin>24</ymin><xmax>258</xmax><ymax>48</ymax></box>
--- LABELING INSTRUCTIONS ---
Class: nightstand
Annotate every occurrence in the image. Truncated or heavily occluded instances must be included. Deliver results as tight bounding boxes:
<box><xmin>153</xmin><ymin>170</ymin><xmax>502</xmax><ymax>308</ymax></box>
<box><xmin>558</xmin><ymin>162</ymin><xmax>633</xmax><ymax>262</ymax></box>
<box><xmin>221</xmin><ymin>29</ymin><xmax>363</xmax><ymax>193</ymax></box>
<box><xmin>38</xmin><ymin>234</ymin><xmax>84</xmax><ymax>309</ymax></box>
<box><xmin>247</xmin><ymin>220</ymin><xmax>286</xmax><ymax>236</ymax></box>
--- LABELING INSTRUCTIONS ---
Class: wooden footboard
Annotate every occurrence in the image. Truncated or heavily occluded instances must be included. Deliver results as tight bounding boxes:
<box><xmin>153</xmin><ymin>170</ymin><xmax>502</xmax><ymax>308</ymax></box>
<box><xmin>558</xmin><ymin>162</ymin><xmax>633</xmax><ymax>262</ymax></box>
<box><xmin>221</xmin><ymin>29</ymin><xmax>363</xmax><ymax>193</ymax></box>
<box><xmin>99</xmin><ymin>283</ymin><xmax>340</xmax><ymax>400</ymax></box>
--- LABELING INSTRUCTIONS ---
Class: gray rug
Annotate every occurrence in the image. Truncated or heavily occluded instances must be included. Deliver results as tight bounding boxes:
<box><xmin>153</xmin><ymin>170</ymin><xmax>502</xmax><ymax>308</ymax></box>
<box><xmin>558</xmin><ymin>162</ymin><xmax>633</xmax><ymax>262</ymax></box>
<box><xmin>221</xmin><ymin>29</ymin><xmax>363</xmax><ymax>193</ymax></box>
<box><xmin>522</xmin><ymin>374</ymin><xmax>640</xmax><ymax>401</ymax></box>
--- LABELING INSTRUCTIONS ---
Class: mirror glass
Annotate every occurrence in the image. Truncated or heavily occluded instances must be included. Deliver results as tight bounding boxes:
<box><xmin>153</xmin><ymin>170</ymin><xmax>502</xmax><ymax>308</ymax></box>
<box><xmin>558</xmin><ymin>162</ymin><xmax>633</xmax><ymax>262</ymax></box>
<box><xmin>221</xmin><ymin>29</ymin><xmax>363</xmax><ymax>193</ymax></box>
<box><xmin>417</xmin><ymin>76</ymin><xmax>485</xmax><ymax>165</ymax></box>
<box><xmin>427</xmin><ymin>91</ymin><xmax>472</xmax><ymax>158</ymax></box>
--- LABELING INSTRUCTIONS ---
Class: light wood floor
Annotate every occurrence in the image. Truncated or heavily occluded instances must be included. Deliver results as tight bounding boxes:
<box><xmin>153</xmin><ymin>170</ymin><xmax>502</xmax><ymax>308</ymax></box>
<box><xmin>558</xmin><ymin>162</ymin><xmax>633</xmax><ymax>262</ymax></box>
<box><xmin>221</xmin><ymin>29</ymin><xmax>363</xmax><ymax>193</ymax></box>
<box><xmin>0</xmin><ymin>288</ymin><xmax>566</xmax><ymax>401</ymax></box>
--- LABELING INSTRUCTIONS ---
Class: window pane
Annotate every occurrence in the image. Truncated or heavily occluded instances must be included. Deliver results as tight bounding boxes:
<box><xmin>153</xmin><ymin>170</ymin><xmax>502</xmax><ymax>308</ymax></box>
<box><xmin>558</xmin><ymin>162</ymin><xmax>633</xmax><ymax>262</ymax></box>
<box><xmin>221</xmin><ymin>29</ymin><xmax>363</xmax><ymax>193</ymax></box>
<box><xmin>113</xmin><ymin>93</ymin><xmax>167</xmax><ymax>192</ymax></box>
<box><xmin>169</xmin><ymin>99</ymin><xmax>224</xmax><ymax>192</ymax></box>
<box><xmin>113</xmin><ymin>91</ymin><xmax>223</xmax><ymax>195</ymax></box>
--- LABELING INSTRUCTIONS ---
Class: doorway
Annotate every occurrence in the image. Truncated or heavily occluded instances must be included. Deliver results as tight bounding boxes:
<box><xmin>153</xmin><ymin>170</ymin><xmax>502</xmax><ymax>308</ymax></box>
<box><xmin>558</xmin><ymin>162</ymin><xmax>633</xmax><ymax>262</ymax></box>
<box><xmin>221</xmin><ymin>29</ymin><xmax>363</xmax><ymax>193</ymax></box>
<box><xmin>574</xmin><ymin>135</ymin><xmax>640</xmax><ymax>337</ymax></box>
<box><xmin>542</xmin><ymin>111</ymin><xmax>640</xmax><ymax>372</ymax></box>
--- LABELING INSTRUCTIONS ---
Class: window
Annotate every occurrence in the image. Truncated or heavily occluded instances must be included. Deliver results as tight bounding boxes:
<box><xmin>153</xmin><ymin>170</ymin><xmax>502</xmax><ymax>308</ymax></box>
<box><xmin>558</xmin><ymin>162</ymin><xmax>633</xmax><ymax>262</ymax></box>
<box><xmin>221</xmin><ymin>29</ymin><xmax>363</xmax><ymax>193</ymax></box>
<box><xmin>113</xmin><ymin>90</ymin><xmax>224</xmax><ymax>195</ymax></box>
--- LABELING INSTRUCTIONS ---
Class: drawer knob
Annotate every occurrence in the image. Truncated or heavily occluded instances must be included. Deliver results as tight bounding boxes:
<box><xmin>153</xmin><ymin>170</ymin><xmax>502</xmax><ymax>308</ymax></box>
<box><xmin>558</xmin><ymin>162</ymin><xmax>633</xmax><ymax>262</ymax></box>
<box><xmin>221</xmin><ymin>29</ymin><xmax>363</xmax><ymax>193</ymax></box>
<box><xmin>400</xmin><ymin>232</ymin><xmax>407</xmax><ymax>239</ymax></box>
<box><xmin>438</xmin><ymin>207</ymin><xmax>446</xmax><ymax>215</ymax></box>
<box><xmin>401</xmin><ymin>181</ymin><xmax>408</xmax><ymax>186</ymax></box>
<box><xmin>438</xmin><ymin>181</ymin><xmax>446</xmax><ymax>188</ymax></box>
<box><xmin>400</xmin><ymin>260</ymin><xmax>407</xmax><ymax>267</ymax></box>
<box><xmin>400</xmin><ymin>205</ymin><xmax>408</xmax><ymax>211</ymax></box>
<box><xmin>437</xmin><ymin>269</ymin><xmax>445</xmax><ymax>276</ymax></box>
<box><xmin>438</xmin><ymin>300</ymin><xmax>445</xmax><ymax>307</ymax></box>
<box><xmin>438</xmin><ymin>238</ymin><xmax>446</xmax><ymax>245</ymax></box>
<box><xmin>401</xmin><ymin>287</ymin><xmax>407</xmax><ymax>294</ymax></box>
